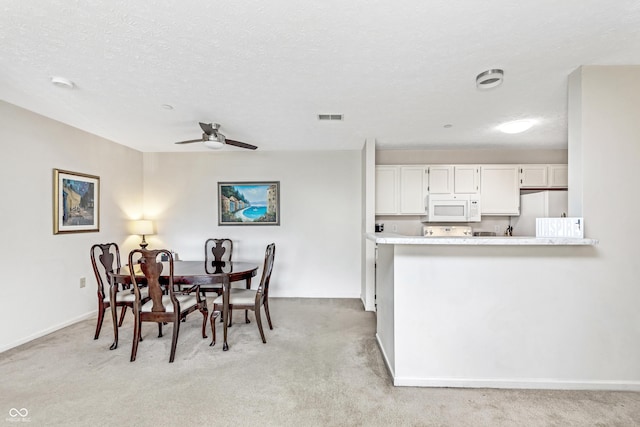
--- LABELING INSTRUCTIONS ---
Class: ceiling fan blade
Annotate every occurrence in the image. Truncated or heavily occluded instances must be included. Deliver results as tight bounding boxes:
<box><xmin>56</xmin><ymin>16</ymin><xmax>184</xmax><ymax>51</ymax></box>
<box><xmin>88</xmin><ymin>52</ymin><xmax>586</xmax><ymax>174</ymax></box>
<box><xmin>174</xmin><ymin>139</ymin><xmax>203</xmax><ymax>144</ymax></box>
<box><xmin>225</xmin><ymin>139</ymin><xmax>258</xmax><ymax>150</ymax></box>
<box><xmin>199</xmin><ymin>122</ymin><xmax>215</xmax><ymax>135</ymax></box>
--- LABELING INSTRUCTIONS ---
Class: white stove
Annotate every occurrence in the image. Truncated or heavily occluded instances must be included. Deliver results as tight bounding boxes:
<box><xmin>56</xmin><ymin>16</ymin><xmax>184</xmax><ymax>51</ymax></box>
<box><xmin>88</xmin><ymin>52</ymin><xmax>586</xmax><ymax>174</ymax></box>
<box><xmin>423</xmin><ymin>225</ymin><xmax>473</xmax><ymax>237</ymax></box>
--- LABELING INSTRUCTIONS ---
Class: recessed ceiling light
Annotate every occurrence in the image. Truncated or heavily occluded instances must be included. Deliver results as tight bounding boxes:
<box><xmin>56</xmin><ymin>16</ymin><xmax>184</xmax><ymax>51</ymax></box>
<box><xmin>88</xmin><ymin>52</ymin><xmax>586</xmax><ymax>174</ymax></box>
<box><xmin>443</xmin><ymin>124</ymin><xmax>453</xmax><ymax>128</ymax></box>
<box><xmin>476</xmin><ymin>69</ymin><xmax>504</xmax><ymax>90</ymax></box>
<box><xmin>497</xmin><ymin>119</ymin><xmax>536</xmax><ymax>134</ymax></box>
<box><xmin>50</xmin><ymin>76</ymin><xmax>75</xmax><ymax>89</ymax></box>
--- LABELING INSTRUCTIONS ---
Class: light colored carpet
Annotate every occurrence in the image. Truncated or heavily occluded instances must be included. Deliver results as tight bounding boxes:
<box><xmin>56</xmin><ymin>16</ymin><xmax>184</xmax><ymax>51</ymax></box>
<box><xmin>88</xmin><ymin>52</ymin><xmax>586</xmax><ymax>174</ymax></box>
<box><xmin>1</xmin><ymin>298</ymin><xmax>639</xmax><ymax>426</ymax></box>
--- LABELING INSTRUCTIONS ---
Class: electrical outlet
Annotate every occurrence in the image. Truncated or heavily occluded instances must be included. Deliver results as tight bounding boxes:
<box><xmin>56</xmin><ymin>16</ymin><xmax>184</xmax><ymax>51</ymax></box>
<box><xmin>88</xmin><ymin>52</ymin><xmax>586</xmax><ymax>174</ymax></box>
<box><xmin>392</xmin><ymin>224</ymin><xmax>398</xmax><ymax>232</ymax></box>
<box><xmin>79</xmin><ymin>277</ymin><xmax>86</xmax><ymax>288</ymax></box>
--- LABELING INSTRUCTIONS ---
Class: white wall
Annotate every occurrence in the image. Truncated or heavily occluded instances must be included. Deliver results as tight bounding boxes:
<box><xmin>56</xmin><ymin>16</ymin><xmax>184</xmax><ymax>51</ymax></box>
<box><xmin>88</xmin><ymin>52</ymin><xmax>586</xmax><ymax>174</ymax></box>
<box><xmin>0</xmin><ymin>101</ymin><xmax>144</xmax><ymax>352</ymax></box>
<box><xmin>566</xmin><ymin>66</ymin><xmax>640</xmax><ymax>381</ymax></box>
<box><xmin>141</xmin><ymin>150</ymin><xmax>362</xmax><ymax>298</ymax></box>
<box><xmin>361</xmin><ymin>139</ymin><xmax>376</xmax><ymax>311</ymax></box>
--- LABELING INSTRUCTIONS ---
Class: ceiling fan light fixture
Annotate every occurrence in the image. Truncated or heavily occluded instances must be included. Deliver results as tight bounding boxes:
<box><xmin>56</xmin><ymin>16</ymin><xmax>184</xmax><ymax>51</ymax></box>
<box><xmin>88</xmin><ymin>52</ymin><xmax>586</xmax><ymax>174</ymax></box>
<box><xmin>476</xmin><ymin>69</ymin><xmax>504</xmax><ymax>90</ymax></box>
<box><xmin>203</xmin><ymin>134</ymin><xmax>224</xmax><ymax>149</ymax></box>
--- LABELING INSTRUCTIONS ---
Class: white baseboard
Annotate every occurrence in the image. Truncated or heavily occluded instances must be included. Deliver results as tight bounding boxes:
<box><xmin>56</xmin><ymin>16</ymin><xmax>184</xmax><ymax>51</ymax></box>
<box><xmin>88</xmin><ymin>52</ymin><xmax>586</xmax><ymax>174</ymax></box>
<box><xmin>1</xmin><ymin>310</ymin><xmax>96</xmax><ymax>353</ymax></box>
<box><xmin>375</xmin><ymin>333</ymin><xmax>395</xmax><ymax>379</ymax></box>
<box><xmin>393</xmin><ymin>376</ymin><xmax>640</xmax><ymax>391</ymax></box>
<box><xmin>360</xmin><ymin>296</ymin><xmax>376</xmax><ymax>312</ymax></box>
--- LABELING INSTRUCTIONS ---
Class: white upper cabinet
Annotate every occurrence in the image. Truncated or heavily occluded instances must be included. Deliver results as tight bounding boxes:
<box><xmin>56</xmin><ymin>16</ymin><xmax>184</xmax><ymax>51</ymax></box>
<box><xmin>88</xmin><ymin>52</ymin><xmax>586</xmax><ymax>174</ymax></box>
<box><xmin>399</xmin><ymin>166</ymin><xmax>428</xmax><ymax>214</ymax></box>
<box><xmin>427</xmin><ymin>165</ymin><xmax>453</xmax><ymax>194</ymax></box>
<box><xmin>375</xmin><ymin>166</ymin><xmax>399</xmax><ymax>214</ymax></box>
<box><xmin>520</xmin><ymin>165</ymin><xmax>548</xmax><ymax>187</ymax></box>
<box><xmin>427</xmin><ymin>165</ymin><xmax>479</xmax><ymax>195</ymax></box>
<box><xmin>453</xmin><ymin>165</ymin><xmax>480</xmax><ymax>194</ymax></box>
<box><xmin>375</xmin><ymin>165</ymin><xmax>428</xmax><ymax>215</ymax></box>
<box><xmin>520</xmin><ymin>164</ymin><xmax>568</xmax><ymax>189</ymax></box>
<box><xmin>480</xmin><ymin>165</ymin><xmax>520</xmax><ymax>216</ymax></box>
<box><xmin>549</xmin><ymin>164</ymin><xmax>568</xmax><ymax>188</ymax></box>
<box><xmin>376</xmin><ymin>163</ymin><xmax>565</xmax><ymax>217</ymax></box>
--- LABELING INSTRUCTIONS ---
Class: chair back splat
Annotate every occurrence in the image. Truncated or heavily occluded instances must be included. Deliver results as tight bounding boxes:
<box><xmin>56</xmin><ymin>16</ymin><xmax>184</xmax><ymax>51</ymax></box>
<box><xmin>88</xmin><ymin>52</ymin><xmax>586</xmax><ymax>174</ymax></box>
<box><xmin>205</xmin><ymin>238</ymin><xmax>233</xmax><ymax>263</ymax></box>
<box><xmin>201</xmin><ymin>238</ymin><xmax>234</xmax><ymax>290</ymax></box>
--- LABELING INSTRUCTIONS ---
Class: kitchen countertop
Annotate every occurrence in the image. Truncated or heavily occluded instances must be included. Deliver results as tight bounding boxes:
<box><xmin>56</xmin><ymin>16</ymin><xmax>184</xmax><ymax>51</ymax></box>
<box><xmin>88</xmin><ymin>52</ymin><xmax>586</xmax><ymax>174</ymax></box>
<box><xmin>367</xmin><ymin>232</ymin><xmax>599</xmax><ymax>246</ymax></box>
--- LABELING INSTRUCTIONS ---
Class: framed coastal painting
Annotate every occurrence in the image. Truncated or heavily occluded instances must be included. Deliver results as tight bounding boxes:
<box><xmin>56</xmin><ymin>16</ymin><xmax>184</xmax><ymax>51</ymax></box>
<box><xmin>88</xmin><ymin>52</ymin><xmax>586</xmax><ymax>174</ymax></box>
<box><xmin>218</xmin><ymin>181</ymin><xmax>280</xmax><ymax>226</ymax></box>
<box><xmin>53</xmin><ymin>169</ymin><xmax>100</xmax><ymax>234</ymax></box>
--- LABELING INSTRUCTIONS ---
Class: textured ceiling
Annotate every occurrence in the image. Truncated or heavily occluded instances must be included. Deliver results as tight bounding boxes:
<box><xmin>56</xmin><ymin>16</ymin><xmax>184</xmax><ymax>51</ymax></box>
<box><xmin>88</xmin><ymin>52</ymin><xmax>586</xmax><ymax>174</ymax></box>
<box><xmin>1</xmin><ymin>1</ymin><xmax>639</xmax><ymax>152</ymax></box>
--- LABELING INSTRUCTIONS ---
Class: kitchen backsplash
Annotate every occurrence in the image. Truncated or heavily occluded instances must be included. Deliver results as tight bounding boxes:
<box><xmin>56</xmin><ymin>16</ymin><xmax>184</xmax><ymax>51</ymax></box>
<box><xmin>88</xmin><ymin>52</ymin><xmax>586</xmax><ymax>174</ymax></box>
<box><xmin>375</xmin><ymin>216</ymin><xmax>513</xmax><ymax>236</ymax></box>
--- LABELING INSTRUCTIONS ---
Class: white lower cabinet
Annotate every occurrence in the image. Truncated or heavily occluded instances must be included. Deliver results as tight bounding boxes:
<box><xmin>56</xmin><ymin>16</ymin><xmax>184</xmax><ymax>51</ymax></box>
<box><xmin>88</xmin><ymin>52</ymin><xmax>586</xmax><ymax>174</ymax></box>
<box><xmin>480</xmin><ymin>165</ymin><xmax>520</xmax><ymax>215</ymax></box>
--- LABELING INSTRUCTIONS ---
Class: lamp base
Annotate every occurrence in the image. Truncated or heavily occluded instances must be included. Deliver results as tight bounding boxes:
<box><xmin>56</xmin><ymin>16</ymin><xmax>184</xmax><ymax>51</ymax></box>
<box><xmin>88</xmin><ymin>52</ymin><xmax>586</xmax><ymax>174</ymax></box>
<box><xmin>140</xmin><ymin>235</ymin><xmax>148</xmax><ymax>249</ymax></box>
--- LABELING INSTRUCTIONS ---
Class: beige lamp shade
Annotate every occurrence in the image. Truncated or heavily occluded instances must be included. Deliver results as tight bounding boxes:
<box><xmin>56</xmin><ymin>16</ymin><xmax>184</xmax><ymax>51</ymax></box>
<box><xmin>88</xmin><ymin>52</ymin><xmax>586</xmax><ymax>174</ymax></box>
<box><xmin>130</xmin><ymin>220</ymin><xmax>155</xmax><ymax>236</ymax></box>
<box><xmin>130</xmin><ymin>220</ymin><xmax>155</xmax><ymax>248</ymax></box>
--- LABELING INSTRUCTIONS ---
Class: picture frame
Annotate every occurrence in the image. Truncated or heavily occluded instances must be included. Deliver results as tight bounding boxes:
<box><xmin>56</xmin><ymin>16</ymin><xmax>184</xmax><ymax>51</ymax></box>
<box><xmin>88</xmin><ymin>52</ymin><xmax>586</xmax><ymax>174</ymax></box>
<box><xmin>53</xmin><ymin>169</ymin><xmax>100</xmax><ymax>234</ymax></box>
<box><xmin>218</xmin><ymin>181</ymin><xmax>280</xmax><ymax>226</ymax></box>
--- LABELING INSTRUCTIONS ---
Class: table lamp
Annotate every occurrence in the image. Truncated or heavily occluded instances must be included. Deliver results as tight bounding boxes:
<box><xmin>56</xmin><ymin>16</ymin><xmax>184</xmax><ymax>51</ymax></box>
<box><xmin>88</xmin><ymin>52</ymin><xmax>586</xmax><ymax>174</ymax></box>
<box><xmin>131</xmin><ymin>220</ymin><xmax>155</xmax><ymax>249</ymax></box>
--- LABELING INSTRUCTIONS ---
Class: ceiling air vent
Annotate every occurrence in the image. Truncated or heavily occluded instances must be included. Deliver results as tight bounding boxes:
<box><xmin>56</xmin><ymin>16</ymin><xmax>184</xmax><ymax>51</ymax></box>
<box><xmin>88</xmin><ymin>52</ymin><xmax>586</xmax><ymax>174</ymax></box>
<box><xmin>318</xmin><ymin>114</ymin><xmax>344</xmax><ymax>121</ymax></box>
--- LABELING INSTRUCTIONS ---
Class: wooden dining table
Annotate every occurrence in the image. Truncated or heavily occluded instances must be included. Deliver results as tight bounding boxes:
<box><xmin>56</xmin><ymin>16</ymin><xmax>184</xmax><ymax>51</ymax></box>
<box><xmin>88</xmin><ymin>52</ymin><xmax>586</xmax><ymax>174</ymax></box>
<box><xmin>108</xmin><ymin>260</ymin><xmax>258</xmax><ymax>351</ymax></box>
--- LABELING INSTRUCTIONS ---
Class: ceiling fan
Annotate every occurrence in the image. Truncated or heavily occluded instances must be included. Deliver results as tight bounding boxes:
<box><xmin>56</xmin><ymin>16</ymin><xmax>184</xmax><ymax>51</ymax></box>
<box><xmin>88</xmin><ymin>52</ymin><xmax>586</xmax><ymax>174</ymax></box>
<box><xmin>175</xmin><ymin>122</ymin><xmax>257</xmax><ymax>150</ymax></box>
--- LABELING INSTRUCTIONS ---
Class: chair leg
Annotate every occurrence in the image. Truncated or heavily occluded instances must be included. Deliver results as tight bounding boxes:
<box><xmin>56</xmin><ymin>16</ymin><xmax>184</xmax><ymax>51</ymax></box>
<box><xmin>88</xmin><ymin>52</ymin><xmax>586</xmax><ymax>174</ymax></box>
<box><xmin>210</xmin><ymin>311</ymin><xmax>218</xmax><ymax>346</ymax></box>
<box><xmin>158</xmin><ymin>322</ymin><xmax>163</xmax><ymax>338</ymax></box>
<box><xmin>264</xmin><ymin>299</ymin><xmax>274</xmax><ymax>330</ymax></box>
<box><xmin>200</xmin><ymin>305</ymin><xmax>208</xmax><ymax>339</ymax></box>
<box><xmin>94</xmin><ymin>304</ymin><xmax>106</xmax><ymax>340</ymax></box>
<box><xmin>245</xmin><ymin>309</ymin><xmax>250</xmax><ymax>324</ymax></box>
<box><xmin>255</xmin><ymin>306</ymin><xmax>267</xmax><ymax>344</ymax></box>
<box><xmin>228</xmin><ymin>307</ymin><xmax>233</xmax><ymax>327</ymax></box>
<box><xmin>130</xmin><ymin>317</ymin><xmax>141</xmax><ymax>362</ymax></box>
<box><xmin>118</xmin><ymin>306</ymin><xmax>127</xmax><ymax>326</ymax></box>
<box><xmin>169</xmin><ymin>320</ymin><xmax>180</xmax><ymax>363</ymax></box>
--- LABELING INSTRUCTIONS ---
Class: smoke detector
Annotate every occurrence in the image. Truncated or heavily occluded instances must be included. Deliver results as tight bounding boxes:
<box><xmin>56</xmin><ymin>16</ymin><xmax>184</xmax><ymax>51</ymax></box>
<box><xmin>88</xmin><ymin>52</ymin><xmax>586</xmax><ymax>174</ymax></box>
<box><xmin>476</xmin><ymin>69</ymin><xmax>504</xmax><ymax>90</ymax></box>
<box><xmin>50</xmin><ymin>76</ymin><xmax>75</xmax><ymax>89</ymax></box>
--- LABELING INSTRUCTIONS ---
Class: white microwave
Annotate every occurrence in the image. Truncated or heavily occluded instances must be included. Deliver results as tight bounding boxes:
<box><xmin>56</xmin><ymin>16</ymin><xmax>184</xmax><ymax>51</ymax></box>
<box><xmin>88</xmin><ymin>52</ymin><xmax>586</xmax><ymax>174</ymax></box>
<box><xmin>422</xmin><ymin>194</ymin><xmax>481</xmax><ymax>223</ymax></box>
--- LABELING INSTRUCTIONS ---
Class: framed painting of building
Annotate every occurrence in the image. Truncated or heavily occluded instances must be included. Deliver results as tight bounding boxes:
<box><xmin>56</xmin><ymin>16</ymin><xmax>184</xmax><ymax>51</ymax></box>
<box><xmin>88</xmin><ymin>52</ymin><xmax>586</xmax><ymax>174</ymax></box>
<box><xmin>53</xmin><ymin>169</ymin><xmax>100</xmax><ymax>234</ymax></box>
<box><xmin>218</xmin><ymin>181</ymin><xmax>280</xmax><ymax>226</ymax></box>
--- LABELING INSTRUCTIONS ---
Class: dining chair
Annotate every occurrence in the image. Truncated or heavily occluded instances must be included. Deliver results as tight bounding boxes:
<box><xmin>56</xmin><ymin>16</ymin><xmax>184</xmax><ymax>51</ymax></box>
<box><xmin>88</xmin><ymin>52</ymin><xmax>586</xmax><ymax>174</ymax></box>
<box><xmin>211</xmin><ymin>243</ymin><xmax>276</xmax><ymax>344</ymax></box>
<box><xmin>205</xmin><ymin>238</ymin><xmax>233</xmax><ymax>263</ymax></box>
<box><xmin>179</xmin><ymin>238</ymin><xmax>234</xmax><ymax>297</ymax></box>
<box><xmin>90</xmin><ymin>243</ymin><xmax>149</xmax><ymax>340</ymax></box>
<box><xmin>128</xmin><ymin>248</ymin><xmax>209</xmax><ymax>363</ymax></box>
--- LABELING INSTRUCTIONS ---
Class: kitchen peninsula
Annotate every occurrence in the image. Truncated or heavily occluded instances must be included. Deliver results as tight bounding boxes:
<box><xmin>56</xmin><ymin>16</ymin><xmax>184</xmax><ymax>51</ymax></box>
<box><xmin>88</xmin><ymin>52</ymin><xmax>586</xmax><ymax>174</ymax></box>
<box><xmin>368</xmin><ymin>232</ymin><xmax>599</xmax><ymax>389</ymax></box>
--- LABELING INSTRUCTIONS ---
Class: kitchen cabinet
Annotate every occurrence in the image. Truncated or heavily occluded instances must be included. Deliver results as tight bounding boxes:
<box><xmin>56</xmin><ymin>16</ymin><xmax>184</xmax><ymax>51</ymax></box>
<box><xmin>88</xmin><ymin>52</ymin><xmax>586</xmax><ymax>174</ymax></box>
<box><xmin>427</xmin><ymin>165</ymin><xmax>480</xmax><ymax>195</ymax></box>
<box><xmin>375</xmin><ymin>165</ymin><xmax>427</xmax><ymax>215</ymax></box>
<box><xmin>549</xmin><ymin>164</ymin><xmax>568</xmax><ymax>188</ymax></box>
<box><xmin>453</xmin><ymin>165</ymin><xmax>480</xmax><ymax>194</ymax></box>
<box><xmin>480</xmin><ymin>165</ymin><xmax>520</xmax><ymax>215</ymax></box>
<box><xmin>375</xmin><ymin>166</ymin><xmax>399</xmax><ymax>214</ymax></box>
<box><xmin>376</xmin><ymin>163</ymin><xmax>562</xmax><ymax>217</ymax></box>
<box><xmin>399</xmin><ymin>166</ymin><xmax>428</xmax><ymax>214</ymax></box>
<box><xmin>427</xmin><ymin>165</ymin><xmax>452</xmax><ymax>194</ymax></box>
<box><xmin>520</xmin><ymin>164</ymin><xmax>568</xmax><ymax>189</ymax></box>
